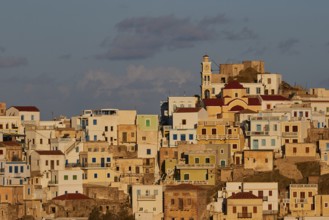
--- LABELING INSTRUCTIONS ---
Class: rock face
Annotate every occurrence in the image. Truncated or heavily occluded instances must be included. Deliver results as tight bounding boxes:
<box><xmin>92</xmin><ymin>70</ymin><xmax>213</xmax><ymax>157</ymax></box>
<box><xmin>275</xmin><ymin>159</ymin><xmax>303</xmax><ymax>181</ymax></box>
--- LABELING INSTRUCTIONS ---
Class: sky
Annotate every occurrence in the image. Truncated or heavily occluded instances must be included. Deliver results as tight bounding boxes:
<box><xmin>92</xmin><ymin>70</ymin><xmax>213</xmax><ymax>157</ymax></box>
<box><xmin>1</xmin><ymin>1</ymin><xmax>329</xmax><ymax>119</ymax></box>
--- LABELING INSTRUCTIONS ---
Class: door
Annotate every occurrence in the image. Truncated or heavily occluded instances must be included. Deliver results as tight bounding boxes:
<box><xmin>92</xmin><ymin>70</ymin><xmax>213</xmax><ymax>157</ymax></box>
<box><xmin>101</xmin><ymin>158</ymin><xmax>105</xmax><ymax>167</ymax></box>
<box><xmin>220</xmin><ymin>160</ymin><xmax>226</xmax><ymax>167</ymax></box>
<box><xmin>122</xmin><ymin>132</ymin><xmax>127</xmax><ymax>143</ymax></box>
<box><xmin>235</xmin><ymin>157</ymin><xmax>240</xmax><ymax>165</ymax></box>
<box><xmin>51</xmin><ymin>160</ymin><xmax>55</xmax><ymax>170</ymax></box>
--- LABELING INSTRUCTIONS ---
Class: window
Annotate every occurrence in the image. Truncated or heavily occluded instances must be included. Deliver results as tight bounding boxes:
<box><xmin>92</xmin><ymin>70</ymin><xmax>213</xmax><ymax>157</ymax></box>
<box><xmin>173</xmin><ymin>134</ymin><xmax>177</xmax><ymax>140</ymax></box>
<box><xmin>233</xmin><ymin>206</ymin><xmax>236</xmax><ymax>213</ymax></box>
<box><xmin>253</xmin><ymin>206</ymin><xmax>257</xmax><ymax>213</ymax></box>
<box><xmin>92</xmin><ymin>158</ymin><xmax>96</xmax><ymax>163</ymax></box>
<box><xmin>256</xmin><ymin>124</ymin><xmax>261</xmax><ymax>131</ymax></box>
<box><xmin>212</xmin><ymin>88</ymin><xmax>215</xmax><ymax>94</ymax></box>
<box><xmin>246</xmin><ymin>88</ymin><xmax>250</xmax><ymax>94</ymax></box>
<box><xmin>110</xmin><ymin>126</ymin><xmax>113</xmax><ymax>131</ymax></box>
<box><xmin>40</xmin><ymin>139</ymin><xmax>43</xmax><ymax>144</ymax></box>
<box><xmin>94</xmin><ymin>173</ymin><xmax>98</xmax><ymax>178</ymax></box>
<box><xmin>235</xmin><ymin>93</ymin><xmax>238</xmax><ymax>98</ymax></box>
<box><xmin>293</xmin><ymin>139</ymin><xmax>298</xmax><ymax>143</ymax></box>
<box><xmin>232</xmin><ymin>144</ymin><xmax>237</xmax><ymax>149</ymax></box>
<box><xmin>73</xmin><ymin>175</ymin><xmax>77</xmax><ymax>180</ymax></box>
<box><xmin>262</xmin><ymin>139</ymin><xmax>266</xmax><ymax>146</ymax></box>
<box><xmin>105</xmin><ymin>126</ymin><xmax>108</xmax><ymax>132</ymax></box>
<box><xmin>20</xmin><ymin>166</ymin><xmax>24</xmax><ymax>172</ymax></box>
<box><xmin>305</xmin><ymin>111</ymin><xmax>309</xmax><ymax>117</ymax></box>
<box><xmin>271</xmin><ymin>139</ymin><xmax>275</xmax><ymax>146</ymax></box>
<box><xmin>182</xmin><ymin>119</ymin><xmax>186</xmax><ymax>125</ymax></box>
<box><xmin>212</xmin><ymin>128</ymin><xmax>216</xmax><ymax>135</ymax></box>
<box><xmin>205</xmin><ymin>158</ymin><xmax>210</xmax><ymax>163</ymax></box>
<box><xmin>267</xmin><ymin>78</ymin><xmax>271</xmax><ymax>84</ymax></box>
<box><xmin>267</xmin><ymin>104</ymin><xmax>271</xmax><ymax>109</ymax></box>
<box><xmin>64</xmin><ymin>175</ymin><xmax>68</xmax><ymax>180</ymax></box>
<box><xmin>189</xmin><ymin>134</ymin><xmax>193</xmax><ymax>140</ymax></box>
<box><xmin>268</xmin><ymin>204</ymin><xmax>272</xmax><ymax>210</ymax></box>
<box><xmin>146</xmin><ymin>119</ymin><xmax>151</xmax><ymax>127</ymax></box>
<box><xmin>9</xmin><ymin>166</ymin><xmax>12</xmax><ymax>173</ymax></box>
<box><xmin>195</xmin><ymin>158</ymin><xmax>200</xmax><ymax>164</ymax></box>
<box><xmin>107</xmin><ymin>157</ymin><xmax>111</xmax><ymax>162</ymax></box>
<box><xmin>93</xmin><ymin>119</ymin><xmax>97</xmax><ymax>125</ymax></box>
<box><xmin>293</xmin><ymin>147</ymin><xmax>297</xmax><ymax>154</ymax></box>
<box><xmin>285</xmin><ymin>126</ymin><xmax>289</xmax><ymax>132</ymax></box>
<box><xmin>293</xmin><ymin>192</ymin><xmax>297</xmax><ymax>197</ymax></box>
<box><xmin>46</xmin><ymin>160</ymin><xmax>49</xmax><ymax>166</ymax></box>
<box><xmin>94</xmin><ymin>135</ymin><xmax>97</xmax><ymax>141</ymax></box>
<box><xmin>184</xmin><ymin>173</ymin><xmax>189</xmax><ymax>180</ymax></box>
<box><xmin>256</xmin><ymin>87</ymin><xmax>261</xmax><ymax>94</ymax></box>
<box><xmin>300</xmin><ymin>192</ymin><xmax>305</xmax><ymax>199</ymax></box>
<box><xmin>171</xmin><ymin>199</ymin><xmax>175</xmax><ymax>205</ymax></box>
<box><xmin>326</xmin><ymin>143</ymin><xmax>329</xmax><ymax>151</ymax></box>
<box><xmin>292</xmin><ymin>126</ymin><xmax>298</xmax><ymax>132</ymax></box>
<box><xmin>107</xmin><ymin>173</ymin><xmax>110</xmax><ymax>178</ymax></box>
<box><xmin>21</xmin><ymin>115</ymin><xmax>24</xmax><ymax>121</ymax></box>
<box><xmin>306</xmin><ymin>147</ymin><xmax>310</xmax><ymax>153</ymax></box>
<box><xmin>146</xmin><ymin>149</ymin><xmax>151</xmax><ymax>155</ymax></box>
<box><xmin>75</xmin><ymin>147</ymin><xmax>79</xmax><ymax>153</ymax></box>
<box><xmin>308</xmin><ymin>192</ymin><xmax>312</xmax><ymax>197</ymax></box>
<box><xmin>180</xmin><ymin>134</ymin><xmax>186</xmax><ymax>141</ymax></box>
<box><xmin>14</xmin><ymin>166</ymin><xmax>18</xmax><ymax>173</ymax></box>
<box><xmin>220</xmin><ymin>149</ymin><xmax>224</xmax><ymax>154</ymax></box>
<box><xmin>202</xmin><ymin>129</ymin><xmax>206</xmax><ymax>135</ymax></box>
<box><xmin>265</xmin><ymin>158</ymin><xmax>268</xmax><ymax>163</ymax></box>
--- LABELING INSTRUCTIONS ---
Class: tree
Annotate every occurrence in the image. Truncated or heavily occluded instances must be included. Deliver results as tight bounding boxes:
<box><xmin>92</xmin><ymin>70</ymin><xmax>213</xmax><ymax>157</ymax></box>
<box><xmin>89</xmin><ymin>207</ymin><xmax>102</xmax><ymax>220</ymax></box>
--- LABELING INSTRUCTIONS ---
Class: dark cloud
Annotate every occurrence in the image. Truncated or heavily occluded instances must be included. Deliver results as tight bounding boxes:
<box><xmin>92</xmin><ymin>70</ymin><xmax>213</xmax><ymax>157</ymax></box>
<box><xmin>97</xmin><ymin>14</ymin><xmax>247</xmax><ymax>61</ymax></box>
<box><xmin>0</xmin><ymin>56</ymin><xmax>28</xmax><ymax>68</ymax></box>
<box><xmin>58</xmin><ymin>54</ymin><xmax>71</xmax><ymax>60</ymax></box>
<box><xmin>242</xmin><ymin>46</ymin><xmax>267</xmax><ymax>56</ymax></box>
<box><xmin>0</xmin><ymin>46</ymin><xmax>5</xmax><ymax>53</ymax></box>
<box><xmin>199</xmin><ymin>14</ymin><xmax>230</xmax><ymax>26</ymax></box>
<box><xmin>221</xmin><ymin>27</ymin><xmax>258</xmax><ymax>41</ymax></box>
<box><xmin>278</xmin><ymin>38</ymin><xmax>299</xmax><ymax>55</ymax></box>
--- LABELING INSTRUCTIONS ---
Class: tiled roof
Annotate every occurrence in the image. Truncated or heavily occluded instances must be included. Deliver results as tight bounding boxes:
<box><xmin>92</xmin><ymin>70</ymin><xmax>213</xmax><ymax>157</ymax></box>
<box><xmin>175</xmin><ymin>107</ymin><xmax>201</xmax><ymax>113</ymax></box>
<box><xmin>11</xmin><ymin>106</ymin><xmax>40</xmax><ymax>112</ymax></box>
<box><xmin>0</xmin><ymin>141</ymin><xmax>21</xmax><ymax>147</ymax></box>
<box><xmin>203</xmin><ymin>98</ymin><xmax>224</xmax><ymax>107</ymax></box>
<box><xmin>260</xmin><ymin>95</ymin><xmax>289</xmax><ymax>101</ymax></box>
<box><xmin>224</xmin><ymin>81</ymin><xmax>244</xmax><ymax>89</ymax></box>
<box><xmin>248</xmin><ymin>97</ymin><xmax>261</xmax><ymax>105</ymax></box>
<box><xmin>230</xmin><ymin>105</ymin><xmax>245</xmax><ymax>111</ymax></box>
<box><xmin>228</xmin><ymin>192</ymin><xmax>259</xmax><ymax>200</ymax></box>
<box><xmin>52</xmin><ymin>193</ymin><xmax>91</xmax><ymax>201</ymax></box>
<box><xmin>35</xmin><ymin>150</ymin><xmax>64</xmax><ymax>155</ymax></box>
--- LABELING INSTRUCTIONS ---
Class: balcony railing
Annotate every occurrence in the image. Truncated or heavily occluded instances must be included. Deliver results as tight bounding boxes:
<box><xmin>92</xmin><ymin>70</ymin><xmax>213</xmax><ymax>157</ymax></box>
<box><xmin>175</xmin><ymin>180</ymin><xmax>208</xmax><ymax>185</ymax></box>
<box><xmin>290</xmin><ymin>184</ymin><xmax>317</xmax><ymax>188</ymax></box>
<box><xmin>282</xmin><ymin>132</ymin><xmax>298</xmax><ymax>137</ymax></box>
<box><xmin>295</xmin><ymin>198</ymin><xmax>308</xmax><ymax>204</ymax></box>
<box><xmin>176</xmin><ymin>163</ymin><xmax>215</xmax><ymax>169</ymax></box>
<box><xmin>237</xmin><ymin>213</ymin><xmax>252</xmax><ymax>218</ymax></box>
<box><xmin>66</xmin><ymin>163</ymin><xmax>111</xmax><ymax>168</ymax></box>
<box><xmin>197</xmin><ymin>134</ymin><xmax>239</xmax><ymax>140</ymax></box>
<box><xmin>246</xmin><ymin>131</ymin><xmax>269</xmax><ymax>136</ymax></box>
<box><xmin>48</xmin><ymin>180</ymin><xmax>58</xmax><ymax>185</ymax></box>
<box><xmin>250</xmin><ymin>116</ymin><xmax>285</xmax><ymax>121</ymax></box>
<box><xmin>198</xmin><ymin>121</ymin><xmax>230</xmax><ymax>126</ymax></box>
<box><xmin>137</xmin><ymin>194</ymin><xmax>156</xmax><ymax>201</ymax></box>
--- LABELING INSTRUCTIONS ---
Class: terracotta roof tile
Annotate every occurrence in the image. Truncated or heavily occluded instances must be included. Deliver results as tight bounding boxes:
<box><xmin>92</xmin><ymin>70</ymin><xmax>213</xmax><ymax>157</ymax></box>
<box><xmin>224</xmin><ymin>81</ymin><xmax>244</xmax><ymax>89</ymax></box>
<box><xmin>228</xmin><ymin>192</ymin><xmax>259</xmax><ymax>199</ymax></box>
<box><xmin>35</xmin><ymin>150</ymin><xmax>64</xmax><ymax>155</ymax></box>
<box><xmin>248</xmin><ymin>97</ymin><xmax>261</xmax><ymax>105</ymax></box>
<box><xmin>260</xmin><ymin>95</ymin><xmax>289</xmax><ymax>101</ymax></box>
<box><xmin>230</xmin><ymin>106</ymin><xmax>245</xmax><ymax>111</ymax></box>
<box><xmin>175</xmin><ymin>107</ymin><xmax>201</xmax><ymax>113</ymax></box>
<box><xmin>52</xmin><ymin>193</ymin><xmax>91</xmax><ymax>201</ymax></box>
<box><xmin>203</xmin><ymin>99</ymin><xmax>224</xmax><ymax>107</ymax></box>
<box><xmin>11</xmin><ymin>106</ymin><xmax>39</xmax><ymax>112</ymax></box>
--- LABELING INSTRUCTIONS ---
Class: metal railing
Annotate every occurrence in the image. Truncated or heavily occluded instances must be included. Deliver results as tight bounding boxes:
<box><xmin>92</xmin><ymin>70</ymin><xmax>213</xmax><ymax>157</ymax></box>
<box><xmin>237</xmin><ymin>213</ymin><xmax>252</xmax><ymax>218</ymax></box>
<box><xmin>282</xmin><ymin>132</ymin><xmax>298</xmax><ymax>137</ymax></box>
<box><xmin>176</xmin><ymin>163</ymin><xmax>215</xmax><ymax>169</ymax></box>
<box><xmin>137</xmin><ymin>194</ymin><xmax>156</xmax><ymax>200</ymax></box>
<box><xmin>197</xmin><ymin>134</ymin><xmax>239</xmax><ymax>140</ymax></box>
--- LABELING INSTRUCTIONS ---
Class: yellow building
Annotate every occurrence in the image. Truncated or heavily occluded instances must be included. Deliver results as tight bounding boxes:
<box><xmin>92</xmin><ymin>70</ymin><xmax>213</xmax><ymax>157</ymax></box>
<box><xmin>281</xmin><ymin>120</ymin><xmax>311</xmax><ymax>144</ymax></box>
<box><xmin>175</xmin><ymin>150</ymin><xmax>216</xmax><ymax>185</ymax></box>
<box><xmin>285</xmin><ymin>143</ymin><xmax>317</xmax><ymax>158</ymax></box>
<box><xmin>226</xmin><ymin>192</ymin><xmax>263</xmax><ymax>220</ymax></box>
<box><xmin>197</xmin><ymin>120</ymin><xmax>244</xmax><ymax>157</ymax></box>
<box><xmin>243</xmin><ymin>150</ymin><xmax>274</xmax><ymax>172</ymax></box>
<box><xmin>203</xmin><ymin>80</ymin><xmax>262</xmax><ymax>121</ymax></box>
<box><xmin>289</xmin><ymin>184</ymin><xmax>318</xmax><ymax>217</ymax></box>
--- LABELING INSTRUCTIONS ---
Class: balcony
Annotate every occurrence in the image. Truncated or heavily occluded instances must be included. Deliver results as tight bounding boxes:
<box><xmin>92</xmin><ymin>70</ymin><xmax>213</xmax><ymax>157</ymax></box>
<box><xmin>282</xmin><ymin>132</ymin><xmax>298</xmax><ymax>137</ymax></box>
<box><xmin>263</xmin><ymin>196</ymin><xmax>268</xmax><ymax>201</ymax></box>
<box><xmin>250</xmin><ymin>116</ymin><xmax>285</xmax><ymax>121</ymax></box>
<box><xmin>198</xmin><ymin>121</ymin><xmax>230</xmax><ymax>126</ymax></box>
<box><xmin>237</xmin><ymin>213</ymin><xmax>252</xmax><ymax>218</ymax></box>
<box><xmin>197</xmin><ymin>134</ymin><xmax>239</xmax><ymax>140</ymax></box>
<box><xmin>176</xmin><ymin>163</ymin><xmax>215</xmax><ymax>169</ymax></box>
<box><xmin>246</xmin><ymin>131</ymin><xmax>269</xmax><ymax>136</ymax></box>
<box><xmin>175</xmin><ymin>180</ymin><xmax>208</xmax><ymax>185</ymax></box>
<box><xmin>68</xmin><ymin>163</ymin><xmax>111</xmax><ymax>168</ymax></box>
<box><xmin>295</xmin><ymin>198</ymin><xmax>308</xmax><ymax>204</ymax></box>
<box><xmin>137</xmin><ymin>194</ymin><xmax>156</xmax><ymax>201</ymax></box>
<box><xmin>48</xmin><ymin>180</ymin><xmax>58</xmax><ymax>185</ymax></box>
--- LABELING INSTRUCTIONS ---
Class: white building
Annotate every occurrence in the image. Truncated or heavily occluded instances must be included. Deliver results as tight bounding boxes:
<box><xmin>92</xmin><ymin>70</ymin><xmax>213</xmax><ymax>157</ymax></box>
<box><xmin>132</xmin><ymin>185</ymin><xmax>163</xmax><ymax>220</ymax></box>
<box><xmin>6</xmin><ymin>106</ymin><xmax>40</xmax><ymax>125</ymax></box>
<box><xmin>0</xmin><ymin>161</ymin><xmax>30</xmax><ymax>186</ymax></box>
<box><xmin>48</xmin><ymin>169</ymin><xmax>83</xmax><ymax>198</ymax></box>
